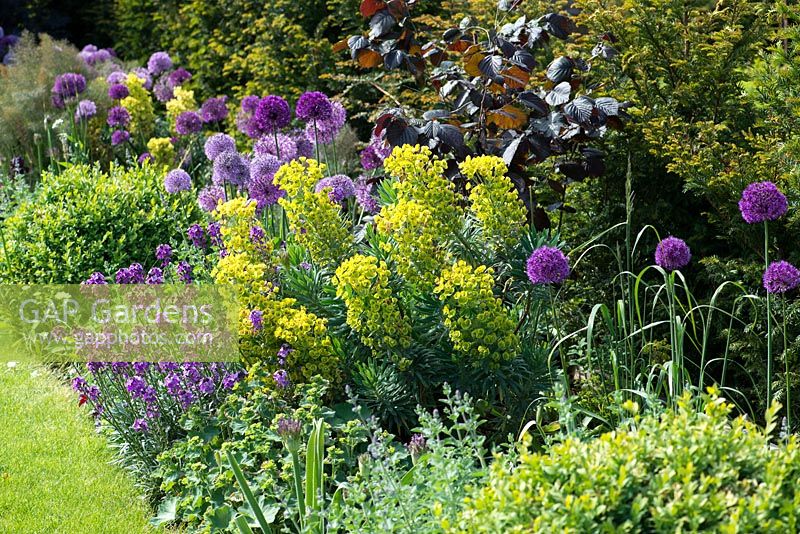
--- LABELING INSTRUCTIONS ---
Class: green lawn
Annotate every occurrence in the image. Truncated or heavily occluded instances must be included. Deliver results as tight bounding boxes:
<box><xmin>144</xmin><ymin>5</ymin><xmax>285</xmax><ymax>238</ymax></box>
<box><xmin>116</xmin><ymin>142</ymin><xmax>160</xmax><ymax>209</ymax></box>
<box><xmin>0</xmin><ymin>362</ymin><xmax>155</xmax><ymax>533</ymax></box>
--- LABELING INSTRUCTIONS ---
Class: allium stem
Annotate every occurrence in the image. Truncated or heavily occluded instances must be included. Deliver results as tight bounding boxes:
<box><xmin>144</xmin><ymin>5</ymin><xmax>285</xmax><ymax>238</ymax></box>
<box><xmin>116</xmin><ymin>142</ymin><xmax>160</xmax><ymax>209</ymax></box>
<box><xmin>783</xmin><ymin>296</ymin><xmax>791</xmax><ymax>432</ymax></box>
<box><xmin>765</xmin><ymin>221</ymin><xmax>773</xmax><ymax>409</ymax></box>
<box><xmin>290</xmin><ymin>449</ymin><xmax>306</xmax><ymax>529</ymax></box>
<box><xmin>273</xmin><ymin>130</ymin><xmax>281</xmax><ymax>160</ymax></box>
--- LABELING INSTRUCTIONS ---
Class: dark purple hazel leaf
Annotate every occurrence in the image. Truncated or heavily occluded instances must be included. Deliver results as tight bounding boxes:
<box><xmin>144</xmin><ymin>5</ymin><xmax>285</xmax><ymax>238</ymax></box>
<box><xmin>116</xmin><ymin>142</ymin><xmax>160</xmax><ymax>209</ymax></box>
<box><xmin>511</xmin><ymin>49</ymin><xmax>536</xmax><ymax>71</ymax></box>
<box><xmin>384</xmin><ymin>50</ymin><xmax>405</xmax><ymax>69</ymax></box>
<box><xmin>533</xmin><ymin>206</ymin><xmax>551</xmax><ymax>230</ymax></box>
<box><xmin>443</xmin><ymin>28</ymin><xmax>461</xmax><ymax>42</ymax></box>
<box><xmin>556</xmin><ymin>161</ymin><xmax>586</xmax><ymax>181</ymax></box>
<box><xmin>386</xmin><ymin>119</ymin><xmax>419</xmax><ymax>146</ymax></box>
<box><xmin>546</xmin><ymin>56</ymin><xmax>573</xmax><ymax>83</ymax></box>
<box><xmin>437</xmin><ymin>124</ymin><xmax>465</xmax><ymax>149</ymax></box>
<box><xmin>594</xmin><ymin>97</ymin><xmax>619</xmax><ymax>116</ymax></box>
<box><xmin>538</xmin><ymin>13</ymin><xmax>576</xmax><ymax>40</ymax></box>
<box><xmin>369</xmin><ymin>10</ymin><xmax>396</xmax><ymax>40</ymax></box>
<box><xmin>564</xmin><ymin>96</ymin><xmax>595</xmax><ymax>126</ymax></box>
<box><xmin>423</xmin><ymin>109</ymin><xmax>451</xmax><ymax>120</ymax></box>
<box><xmin>545</xmin><ymin>81</ymin><xmax>571</xmax><ymax>106</ymax></box>
<box><xmin>478</xmin><ymin>55</ymin><xmax>504</xmax><ymax>83</ymax></box>
<box><xmin>517</xmin><ymin>91</ymin><xmax>548</xmax><ymax>115</ymax></box>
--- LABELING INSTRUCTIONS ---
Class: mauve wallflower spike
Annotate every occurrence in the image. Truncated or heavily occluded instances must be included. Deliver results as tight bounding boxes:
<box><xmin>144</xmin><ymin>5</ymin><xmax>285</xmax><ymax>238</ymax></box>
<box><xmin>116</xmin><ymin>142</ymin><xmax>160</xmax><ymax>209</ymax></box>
<box><xmin>654</xmin><ymin>236</ymin><xmax>691</xmax><ymax>271</ymax></box>
<box><xmin>526</xmin><ymin>246</ymin><xmax>570</xmax><ymax>285</ymax></box>
<box><xmin>739</xmin><ymin>181</ymin><xmax>788</xmax><ymax>224</ymax></box>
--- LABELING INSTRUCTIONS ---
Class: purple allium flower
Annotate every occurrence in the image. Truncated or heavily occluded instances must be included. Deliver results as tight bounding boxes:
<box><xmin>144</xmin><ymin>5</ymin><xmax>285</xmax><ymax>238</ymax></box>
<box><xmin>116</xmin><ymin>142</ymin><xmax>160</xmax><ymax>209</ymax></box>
<box><xmin>315</xmin><ymin>175</ymin><xmax>355</xmax><ymax>204</ymax></box>
<box><xmin>254</xmin><ymin>95</ymin><xmax>291</xmax><ymax>133</ymax></box>
<box><xmin>254</xmin><ymin>133</ymin><xmax>297</xmax><ymax>162</ymax></box>
<box><xmin>241</xmin><ymin>95</ymin><xmax>261</xmax><ymax>114</ymax></box>
<box><xmin>249</xmin><ymin>174</ymin><xmax>286</xmax><ymax>212</ymax></box>
<box><xmin>79</xmin><ymin>45</ymin><xmax>111</xmax><ymax>65</ymax></box>
<box><xmin>293</xmin><ymin>133</ymin><xmax>315</xmax><ymax>159</ymax></box>
<box><xmin>250</xmin><ymin>154</ymin><xmax>281</xmax><ymax>183</ymax></box>
<box><xmin>187</xmin><ymin>224</ymin><xmax>206</xmax><ymax>248</ymax></box>
<box><xmin>204</xmin><ymin>133</ymin><xmax>236</xmax><ymax>162</ymax></box>
<box><xmin>107</xmin><ymin>106</ymin><xmax>130</xmax><ymax>127</ymax></box>
<box><xmin>763</xmin><ymin>260</ymin><xmax>800</xmax><ymax>294</ymax></box>
<box><xmin>155</xmin><ymin>244</ymin><xmax>172</xmax><ymax>265</ymax></box>
<box><xmin>212</xmin><ymin>151</ymin><xmax>250</xmax><ymax>188</ymax></box>
<box><xmin>222</xmin><ymin>371</ymin><xmax>243</xmax><ymax>389</ymax></box>
<box><xmin>138</xmin><ymin>152</ymin><xmax>153</xmax><ymax>164</ymax></box>
<box><xmin>273</xmin><ymin>369</ymin><xmax>290</xmax><ymax>388</ymax></box>
<box><xmin>146</xmin><ymin>267</ymin><xmax>164</xmax><ymax>285</ymax></box>
<box><xmin>116</xmin><ymin>263</ymin><xmax>146</xmax><ymax>284</ymax></box>
<box><xmin>654</xmin><ymin>236</ymin><xmax>691</xmax><ymax>271</ymax></box>
<box><xmin>175</xmin><ymin>111</ymin><xmax>203</xmax><ymax>135</ymax></box>
<box><xmin>236</xmin><ymin>96</ymin><xmax>262</xmax><ymax>138</ymax></box>
<box><xmin>276</xmin><ymin>417</ymin><xmax>303</xmax><ymax>440</ymax></box>
<box><xmin>307</xmin><ymin>100</ymin><xmax>346</xmax><ymax>143</ymax></box>
<box><xmin>153</xmin><ymin>77</ymin><xmax>174</xmax><ymax>102</ymax></box>
<box><xmin>106</xmin><ymin>71</ymin><xmax>126</xmax><ymax>85</ymax></box>
<box><xmin>200</xmin><ymin>96</ymin><xmax>229</xmax><ymax>123</ymax></box>
<box><xmin>360</xmin><ymin>137</ymin><xmax>392</xmax><ymax>170</ymax></box>
<box><xmin>355</xmin><ymin>177</ymin><xmax>379</xmax><ymax>213</ymax></box>
<box><xmin>132</xmin><ymin>418</ymin><xmax>149</xmax><ymax>432</ymax></box>
<box><xmin>83</xmin><ymin>272</ymin><xmax>107</xmax><ymax>285</ymax></box>
<box><xmin>131</xmin><ymin>67</ymin><xmax>153</xmax><ymax>89</ymax></box>
<box><xmin>111</xmin><ymin>130</ymin><xmax>130</xmax><ymax>146</ymax></box>
<box><xmin>198</xmin><ymin>377</ymin><xmax>215</xmax><ymax>395</ymax></box>
<box><xmin>526</xmin><ymin>246</ymin><xmax>570</xmax><ymax>285</ymax></box>
<box><xmin>167</xmin><ymin>68</ymin><xmax>192</xmax><ymax>89</ymax></box>
<box><xmin>108</xmin><ymin>83</ymin><xmax>129</xmax><ymax>100</ymax></box>
<box><xmin>147</xmin><ymin>51</ymin><xmax>172</xmax><ymax>76</ymax></box>
<box><xmin>74</xmin><ymin>99</ymin><xmax>97</xmax><ymax>121</ymax></box>
<box><xmin>738</xmin><ymin>181</ymin><xmax>788</xmax><ymax>224</ymax></box>
<box><xmin>52</xmin><ymin>73</ymin><xmax>87</xmax><ymax>99</ymax></box>
<box><xmin>72</xmin><ymin>376</ymin><xmax>86</xmax><ymax>392</ymax></box>
<box><xmin>295</xmin><ymin>91</ymin><xmax>333</xmax><ymax>123</ymax></box>
<box><xmin>250</xmin><ymin>309</ymin><xmax>264</xmax><ymax>332</ymax></box>
<box><xmin>198</xmin><ymin>185</ymin><xmax>225</xmax><ymax>212</ymax></box>
<box><xmin>177</xmin><ymin>261</ymin><xmax>193</xmax><ymax>284</ymax></box>
<box><xmin>51</xmin><ymin>93</ymin><xmax>64</xmax><ymax>109</ymax></box>
<box><xmin>164</xmin><ymin>169</ymin><xmax>192</xmax><ymax>193</ymax></box>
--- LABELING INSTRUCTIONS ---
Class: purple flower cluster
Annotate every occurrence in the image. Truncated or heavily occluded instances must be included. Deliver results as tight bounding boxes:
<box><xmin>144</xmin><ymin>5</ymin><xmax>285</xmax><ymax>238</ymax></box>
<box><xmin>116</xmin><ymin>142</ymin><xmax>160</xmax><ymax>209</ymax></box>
<box><xmin>526</xmin><ymin>246</ymin><xmax>570</xmax><ymax>285</ymax></box>
<box><xmin>111</xmin><ymin>130</ymin><xmax>130</xmax><ymax>146</ymax></box>
<box><xmin>115</xmin><ymin>263</ymin><xmax>146</xmax><ymax>284</ymax></box>
<box><xmin>108</xmin><ymin>83</ymin><xmax>129</xmax><ymax>100</ymax></box>
<box><xmin>147</xmin><ymin>51</ymin><xmax>173</xmax><ymax>76</ymax></box>
<box><xmin>107</xmin><ymin>106</ymin><xmax>130</xmax><ymax>128</ymax></box>
<box><xmin>254</xmin><ymin>132</ymin><xmax>297</xmax><ymax>162</ymax></box>
<box><xmin>254</xmin><ymin>95</ymin><xmax>291</xmax><ymax>133</ymax></box>
<box><xmin>654</xmin><ymin>236</ymin><xmax>691</xmax><ymax>271</ymax></box>
<box><xmin>177</xmin><ymin>261</ymin><xmax>194</xmax><ymax>284</ymax></box>
<box><xmin>176</xmin><ymin>111</ymin><xmax>203</xmax><ymax>135</ymax></box>
<box><xmin>315</xmin><ymin>175</ymin><xmax>355</xmax><ymax>204</ymax></box>
<box><xmin>249</xmin><ymin>155</ymin><xmax>285</xmax><ymax>211</ymax></box>
<box><xmin>164</xmin><ymin>169</ymin><xmax>192</xmax><ymax>193</ymax></box>
<box><xmin>74</xmin><ymin>100</ymin><xmax>97</xmax><ymax>122</ymax></box>
<box><xmin>212</xmin><ymin>151</ymin><xmax>250</xmax><ymax>188</ymax></box>
<box><xmin>200</xmin><ymin>96</ymin><xmax>229</xmax><ymax>124</ymax></box>
<box><xmin>79</xmin><ymin>44</ymin><xmax>114</xmax><ymax>66</ymax></box>
<box><xmin>198</xmin><ymin>185</ymin><xmax>226</xmax><ymax>212</ymax></box>
<box><xmin>187</xmin><ymin>223</ymin><xmax>207</xmax><ymax>248</ymax></box>
<box><xmin>306</xmin><ymin>100</ymin><xmax>346</xmax><ymax>144</ymax></box>
<box><xmin>360</xmin><ymin>136</ymin><xmax>392</xmax><ymax>170</ymax></box>
<box><xmin>250</xmin><ymin>309</ymin><xmax>264</xmax><ymax>331</ymax></box>
<box><xmin>355</xmin><ymin>177</ymin><xmax>380</xmax><ymax>214</ymax></box>
<box><xmin>295</xmin><ymin>91</ymin><xmax>333</xmax><ymax>123</ymax></box>
<box><xmin>168</xmin><ymin>68</ymin><xmax>192</xmax><ymax>89</ymax></box>
<box><xmin>763</xmin><ymin>261</ymin><xmax>800</xmax><ymax>294</ymax></box>
<box><xmin>204</xmin><ymin>133</ymin><xmax>236</xmax><ymax>162</ymax></box>
<box><xmin>739</xmin><ymin>182</ymin><xmax>788</xmax><ymax>224</ymax></box>
<box><xmin>52</xmin><ymin>73</ymin><xmax>87</xmax><ymax>107</ymax></box>
<box><xmin>83</xmin><ymin>272</ymin><xmax>108</xmax><ymax>285</ymax></box>
<box><xmin>155</xmin><ymin>244</ymin><xmax>173</xmax><ymax>265</ymax></box>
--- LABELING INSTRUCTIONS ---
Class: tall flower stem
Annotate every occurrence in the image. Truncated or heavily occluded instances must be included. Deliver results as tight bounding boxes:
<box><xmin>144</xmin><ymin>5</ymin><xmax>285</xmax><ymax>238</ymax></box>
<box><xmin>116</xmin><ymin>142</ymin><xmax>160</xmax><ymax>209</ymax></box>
<box><xmin>549</xmin><ymin>288</ymin><xmax>570</xmax><ymax>396</ymax></box>
<box><xmin>273</xmin><ymin>130</ymin><xmax>281</xmax><ymax>161</ymax></box>
<box><xmin>765</xmin><ymin>221</ymin><xmax>773</xmax><ymax>409</ymax></box>
<box><xmin>783</xmin><ymin>296</ymin><xmax>791</xmax><ymax>432</ymax></box>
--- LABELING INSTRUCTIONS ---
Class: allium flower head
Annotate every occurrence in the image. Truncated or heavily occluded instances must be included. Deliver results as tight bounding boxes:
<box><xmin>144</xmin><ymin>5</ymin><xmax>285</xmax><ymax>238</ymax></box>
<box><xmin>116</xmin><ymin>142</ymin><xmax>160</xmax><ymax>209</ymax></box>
<box><xmin>315</xmin><ymin>175</ymin><xmax>355</xmax><ymax>204</ymax></box>
<box><xmin>241</xmin><ymin>95</ymin><xmax>261</xmax><ymax>114</ymax></box>
<box><xmin>52</xmin><ymin>73</ymin><xmax>87</xmax><ymax>99</ymax></box>
<box><xmin>204</xmin><ymin>133</ymin><xmax>236</xmax><ymax>161</ymax></box>
<box><xmin>249</xmin><ymin>171</ymin><xmax>286</xmax><ymax>211</ymax></box>
<box><xmin>355</xmin><ymin>177</ymin><xmax>379</xmax><ymax>214</ymax></box>
<box><xmin>295</xmin><ymin>91</ymin><xmax>333</xmax><ymax>123</ymax></box>
<box><xmin>74</xmin><ymin>99</ymin><xmax>97</xmax><ymax>121</ymax></box>
<box><xmin>111</xmin><ymin>130</ymin><xmax>130</xmax><ymax>146</ymax></box>
<box><xmin>147</xmin><ymin>51</ymin><xmax>172</xmax><ymax>76</ymax></box>
<box><xmin>175</xmin><ymin>111</ymin><xmax>203</xmax><ymax>135</ymax></box>
<box><xmin>200</xmin><ymin>96</ymin><xmax>229</xmax><ymax>123</ymax></box>
<box><xmin>164</xmin><ymin>169</ymin><xmax>192</xmax><ymax>193</ymax></box>
<box><xmin>254</xmin><ymin>133</ymin><xmax>297</xmax><ymax>162</ymax></box>
<box><xmin>197</xmin><ymin>185</ymin><xmax>225</xmax><ymax>212</ymax></box>
<box><xmin>307</xmin><ymin>100</ymin><xmax>346</xmax><ymax>143</ymax></box>
<box><xmin>138</xmin><ymin>152</ymin><xmax>153</xmax><ymax>164</ymax></box>
<box><xmin>654</xmin><ymin>236</ymin><xmax>691</xmax><ymax>271</ymax></box>
<box><xmin>212</xmin><ymin>151</ymin><xmax>250</xmax><ymax>188</ymax></box>
<box><xmin>738</xmin><ymin>181</ymin><xmax>788</xmax><ymax>224</ymax></box>
<box><xmin>168</xmin><ymin>68</ymin><xmax>192</xmax><ymax>89</ymax></box>
<box><xmin>254</xmin><ymin>95</ymin><xmax>291</xmax><ymax>133</ymax></box>
<box><xmin>106</xmin><ymin>71</ymin><xmax>126</xmax><ymax>85</ymax></box>
<box><xmin>131</xmin><ymin>67</ymin><xmax>152</xmax><ymax>89</ymax></box>
<box><xmin>107</xmin><ymin>106</ymin><xmax>130</xmax><ymax>127</ymax></box>
<box><xmin>526</xmin><ymin>246</ymin><xmax>570</xmax><ymax>285</ymax></box>
<box><xmin>153</xmin><ymin>77</ymin><xmax>174</xmax><ymax>102</ymax></box>
<box><xmin>108</xmin><ymin>83</ymin><xmax>129</xmax><ymax>100</ymax></box>
<box><xmin>763</xmin><ymin>261</ymin><xmax>800</xmax><ymax>294</ymax></box>
<box><xmin>276</xmin><ymin>417</ymin><xmax>302</xmax><ymax>440</ymax></box>
<box><xmin>360</xmin><ymin>137</ymin><xmax>392</xmax><ymax>170</ymax></box>
<box><xmin>293</xmin><ymin>132</ymin><xmax>315</xmax><ymax>159</ymax></box>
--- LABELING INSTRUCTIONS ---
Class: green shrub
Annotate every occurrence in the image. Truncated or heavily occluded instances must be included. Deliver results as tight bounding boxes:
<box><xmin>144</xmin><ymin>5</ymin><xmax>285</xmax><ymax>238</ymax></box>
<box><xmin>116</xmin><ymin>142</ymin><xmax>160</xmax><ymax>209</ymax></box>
<box><xmin>0</xmin><ymin>162</ymin><xmax>201</xmax><ymax>283</ymax></box>
<box><xmin>456</xmin><ymin>393</ymin><xmax>800</xmax><ymax>532</ymax></box>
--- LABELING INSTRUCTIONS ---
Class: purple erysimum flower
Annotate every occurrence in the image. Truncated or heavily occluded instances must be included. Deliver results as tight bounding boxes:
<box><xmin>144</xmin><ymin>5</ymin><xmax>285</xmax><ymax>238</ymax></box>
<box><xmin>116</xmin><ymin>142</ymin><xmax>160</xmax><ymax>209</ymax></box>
<box><xmin>164</xmin><ymin>373</ymin><xmax>182</xmax><ymax>395</ymax></box>
<box><xmin>126</xmin><ymin>375</ymin><xmax>147</xmax><ymax>396</ymax></box>
<box><xmin>74</xmin><ymin>99</ymin><xmax>97</xmax><ymax>121</ymax></box>
<box><xmin>132</xmin><ymin>418</ymin><xmax>149</xmax><ymax>432</ymax></box>
<box><xmin>212</xmin><ymin>151</ymin><xmax>250</xmax><ymax>187</ymax></box>
<box><xmin>52</xmin><ymin>73</ymin><xmax>86</xmax><ymax>99</ymax></box>
<box><xmin>175</xmin><ymin>111</ymin><xmax>203</xmax><ymax>135</ymax></box>
<box><xmin>116</xmin><ymin>263</ymin><xmax>146</xmax><ymax>284</ymax></box>
<box><xmin>222</xmin><ymin>371</ymin><xmax>243</xmax><ymax>389</ymax></box>
<box><xmin>147</xmin><ymin>51</ymin><xmax>172</xmax><ymax>76</ymax></box>
<box><xmin>164</xmin><ymin>169</ymin><xmax>192</xmax><ymax>193</ymax></box>
<box><xmin>155</xmin><ymin>244</ymin><xmax>172</xmax><ymax>265</ymax></box>
<box><xmin>177</xmin><ymin>261</ymin><xmax>193</xmax><ymax>284</ymax></box>
<box><xmin>72</xmin><ymin>376</ymin><xmax>86</xmax><ymax>392</ymax></box>
<box><xmin>654</xmin><ymin>236</ymin><xmax>691</xmax><ymax>271</ymax></box>
<box><xmin>107</xmin><ymin>106</ymin><xmax>130</xmax><ymax>128</ymax></box>
<box><xmin>254</xmin><ymin>95</ymin><xmax>291</xmax><ymax>133</ymax></box>
<box><xmin>207</xmin><ymin>222</ymin><xmax>222</xmax><ymax>246</ymax></box>
<box><xmin>250</xmin><ymin>225</ymin><xmax>265</xmax><ymax>244</ymax></box>
<box><xmin>83</xmin><ymin>272</ymin><xmax>107</xmax><ymax>285</ymax></box>
<box><xmin>168</xmin><ymin>68</ymin><xmax>192</xmax><ymax>89</ymax></box>
<box><xmin>250</xmin><ymin>309</ymin><xmax>264</xmax><ymax>332</ymax></box>
<box><xmin>763</xmin><ymin>260</ymin><xmax>800</xmax><ymax>294</ymax></box>
<box><xmin>307</xmin><ymin>100</ymin><xmax>346</xmax><ymax>143</ymax></box>
<box><xmin>111</xmin><ymin>130</ymin><xmax>130</xmax><ymax>146</ymax></box>
<box><xmin>315</xmin><ymin>175</ymin><xmax>355</xmax><ymax>204</ymax></box>
<box><xmin>526</xmin><ymin>246</ymin><xmax>570</xmax><ymax>285</ymax></box>
<box><xmin>295</xmin><ymin>91</ymin><xmax>333</xmax><ymax>123</ymax></box>
<box><xmin>86</xmin><ymin>385</ymin><xmax>100</xmax><ymax>401</ymax></box>
<box><xmin>198</xmin><ymin>377</ymin><xmax>215</xmax><ymax>395</ymax></box>
<box><xmin>197</xmin><ymin>185</ymin><xmax>225</xmax><ymax>212</ymax></box>
<box><xmin>146</xmin><ymin>267</ymin><xmax>164</xmax><ymax>285</ymax></box>
<box><xmin>133</xmin><ymin>362</ymin><xmax>151</xmax><ymax>375</ymax></box>
<box><xmin>187</xmin><ymin>224</ymin><xmax>206</xmax><ymax>248</ymax></box>
<box><xmin>299</xmin><ymin>261</ymin><xmax>311</xmax><ymax>270</ymax></box>
<box><xmin>111</xmin><ymin>362</ymin><xmax>130</xmax><ymax>373</ymax></box>
<box><xmin>738</xmin><ymin>181</ymin><xmax>788</xmax><ymax>224</ymax></box>
<box><xmin>108</xmin><ymin>83</ymin><xmax>129</xmax><ymax>100</ymax></box>
<box><xmin>204</xmin><ymin>133</ymin><xmax>236</xmax><ymax>161</ymax></box>
<box><xmin>254</xmin><ymin>133</ymin><xmax>297</xmax><ymax>162</ymax></box>
<box><xmin>87</xmin><ymin>361</ymin><xmax>106</xmax><ymax>373</ymax></box>
<box><xmin>277</xmin><ymin>344</ymin><xmax>293</xmax><ymax>366</ymax></box>
<box><xmin>273</xmin><ymin>369</ymin><xmax>290</xmax><ymax>389</ymax></box>
<box><xmin>200</xmin><ymin>96</ymin><xmax>229</xmax><ymax>123</ymax></box>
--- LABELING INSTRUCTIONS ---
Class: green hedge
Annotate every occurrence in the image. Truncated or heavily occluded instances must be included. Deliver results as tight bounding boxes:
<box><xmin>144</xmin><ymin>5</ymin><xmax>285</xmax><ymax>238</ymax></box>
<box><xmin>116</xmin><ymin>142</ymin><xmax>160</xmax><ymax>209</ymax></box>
<box><xmin>0</xmin><ymin>162</ymin><xmax>201</xmax><ymax>283</ymax></box>
<box><xmin>457</xmin><ymin>394</ymin><xmax>800</xmax><ymax>532</ymax></box>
